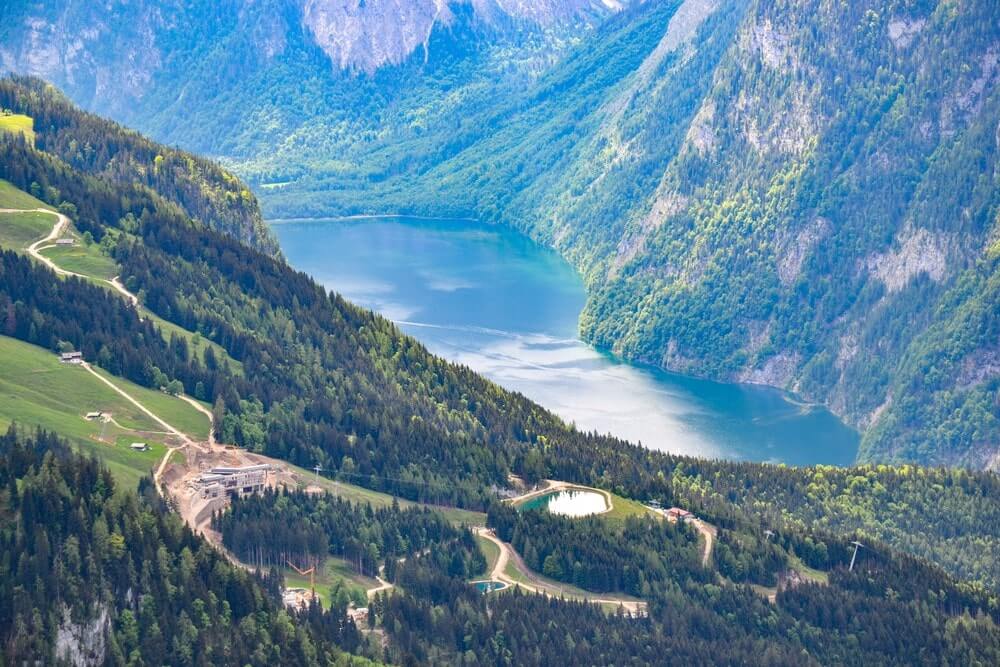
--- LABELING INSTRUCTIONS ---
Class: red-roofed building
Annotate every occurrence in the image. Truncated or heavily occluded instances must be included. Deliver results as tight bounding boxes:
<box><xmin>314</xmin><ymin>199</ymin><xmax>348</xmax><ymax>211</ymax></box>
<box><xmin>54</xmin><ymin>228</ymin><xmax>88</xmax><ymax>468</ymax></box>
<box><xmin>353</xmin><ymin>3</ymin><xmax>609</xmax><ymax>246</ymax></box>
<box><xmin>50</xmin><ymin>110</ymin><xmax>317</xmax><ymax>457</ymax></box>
<box><xmin>666</xmin><ymin>507</ymin><xmax>695</xmax><ymax>522</ymax></box>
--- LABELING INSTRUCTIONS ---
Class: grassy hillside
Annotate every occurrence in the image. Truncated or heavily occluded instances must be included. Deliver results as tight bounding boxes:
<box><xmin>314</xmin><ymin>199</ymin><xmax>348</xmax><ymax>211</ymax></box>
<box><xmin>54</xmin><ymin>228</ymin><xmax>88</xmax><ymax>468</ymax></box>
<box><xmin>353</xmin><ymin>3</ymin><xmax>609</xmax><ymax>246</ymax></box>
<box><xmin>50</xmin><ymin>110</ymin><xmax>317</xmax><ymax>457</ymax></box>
<box><xmin>0</xmin><ymin>177</ymin><xmax>50</xmax><ymax>209</ymax></box>
<box><xmin>0</xmin><ymin>179</ymin><xmax>245</xmax><ymax>374</ymax></box>
<box><xmin>0</xmin><ymin>111</ymin><xmax>33</xmax><ymax>143</ymax></box>
<box><xmin>0</xmin><ymin>210</ymin><xmax>51</xmax><ymax>248</ymax></box>
<box><xmin>0</xmin><ymin>335</ymin><xmax>201</xmax><ymax>487</ymax></box>
<box><xmin>38</xmin><ymin>241</ymin><xmax>119</xmax><ymax>279</ymax></box>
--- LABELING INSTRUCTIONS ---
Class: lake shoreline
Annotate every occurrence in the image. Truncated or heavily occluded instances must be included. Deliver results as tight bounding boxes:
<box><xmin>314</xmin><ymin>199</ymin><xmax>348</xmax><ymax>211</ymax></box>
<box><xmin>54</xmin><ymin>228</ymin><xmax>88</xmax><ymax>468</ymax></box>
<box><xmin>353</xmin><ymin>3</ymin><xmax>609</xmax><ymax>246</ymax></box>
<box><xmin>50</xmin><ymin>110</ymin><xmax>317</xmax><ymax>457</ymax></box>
<box><xmin>270</xmin><ymin>216</ymin><xmax>838</xmax><ymax>418</ymax></box>
<box><xmin>274</xmin><ymin>215</ymin><xmax>859</xmax><ymax>466</ymax></box>
<box><xmin>268</xmin><ymin>213</ymin><xmax>481</xmax><ymax>225</ymax></box>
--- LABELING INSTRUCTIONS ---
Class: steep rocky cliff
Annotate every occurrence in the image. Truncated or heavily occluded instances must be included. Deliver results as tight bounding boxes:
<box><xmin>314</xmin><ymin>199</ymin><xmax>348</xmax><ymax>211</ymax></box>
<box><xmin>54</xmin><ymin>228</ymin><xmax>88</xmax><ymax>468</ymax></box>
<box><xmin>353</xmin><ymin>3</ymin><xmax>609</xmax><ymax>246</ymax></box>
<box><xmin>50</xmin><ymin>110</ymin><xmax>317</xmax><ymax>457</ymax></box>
<box><xmin>0</xmin><ymin>0</ymin><xmax>617</xmax><ymax>142</ymax></box>
<box><xmin>464</xmin><ymin>0</ymin><xmax>1000</xmax><ymax>469</ymax></box>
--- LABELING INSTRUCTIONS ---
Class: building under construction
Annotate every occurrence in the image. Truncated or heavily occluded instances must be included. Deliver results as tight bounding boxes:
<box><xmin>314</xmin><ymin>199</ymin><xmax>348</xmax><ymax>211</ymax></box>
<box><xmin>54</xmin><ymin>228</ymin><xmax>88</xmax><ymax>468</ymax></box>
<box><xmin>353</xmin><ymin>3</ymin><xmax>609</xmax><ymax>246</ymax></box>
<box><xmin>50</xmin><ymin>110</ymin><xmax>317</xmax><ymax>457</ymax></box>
<box><xmin>196</xmin><ymin>464</ymin><xmax>269</xmax><ymax>499</ymax></box>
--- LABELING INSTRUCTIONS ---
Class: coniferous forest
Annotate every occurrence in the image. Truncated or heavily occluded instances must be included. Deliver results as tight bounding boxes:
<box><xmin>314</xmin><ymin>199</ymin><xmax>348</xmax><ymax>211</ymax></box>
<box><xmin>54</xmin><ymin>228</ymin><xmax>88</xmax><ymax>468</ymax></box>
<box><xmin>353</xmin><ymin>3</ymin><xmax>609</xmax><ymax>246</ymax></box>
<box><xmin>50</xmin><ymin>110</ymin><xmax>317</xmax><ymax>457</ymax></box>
<box><xmin>0</xmin><ymin>427</ymin><xmax>371</xmax><ymax>665</ymax></box>
<box><xmin>0</xmin><ymin>74</ymin><xmax>999</xmax><ymax>664</ymax></box>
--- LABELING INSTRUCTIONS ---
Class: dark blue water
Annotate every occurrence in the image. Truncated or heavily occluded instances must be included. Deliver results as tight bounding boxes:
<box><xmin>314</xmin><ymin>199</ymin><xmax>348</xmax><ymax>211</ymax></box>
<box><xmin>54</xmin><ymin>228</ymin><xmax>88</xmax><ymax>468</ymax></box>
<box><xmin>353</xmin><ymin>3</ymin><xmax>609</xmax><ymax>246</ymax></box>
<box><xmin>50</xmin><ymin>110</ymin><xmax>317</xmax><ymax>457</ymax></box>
<box><xmin>274</xmin><ymin>217</ymin><xmax>859</xmax><ymax>466</ymax></box>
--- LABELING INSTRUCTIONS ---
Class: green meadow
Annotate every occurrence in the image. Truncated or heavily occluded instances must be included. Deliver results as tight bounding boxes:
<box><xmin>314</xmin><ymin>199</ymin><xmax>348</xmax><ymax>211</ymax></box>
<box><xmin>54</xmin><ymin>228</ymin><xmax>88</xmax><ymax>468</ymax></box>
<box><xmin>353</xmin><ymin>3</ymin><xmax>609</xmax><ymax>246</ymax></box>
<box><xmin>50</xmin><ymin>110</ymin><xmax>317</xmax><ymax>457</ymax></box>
<box><xmin>39</xmin><ymin>242</ymin><xmax>120</xmax><ymax>280</ymax></box>
<box><xmin>0</xmin><ymin>178</ymin><xmax>51</xmax><ymax>210</ymax></box>
<box><xmin>0</xmin><ymin>112</ymin><xmax>34</xmax><ymax>144</ymax></box>
<box><xmin>0</xmin><ymin>336</ymin><xmax>206</xmax><ymax>487</ymax></box>
<box><xmin>0</xmin><ymin>210</ymin><xmax>54</xmax><ymax>249</ymax></box>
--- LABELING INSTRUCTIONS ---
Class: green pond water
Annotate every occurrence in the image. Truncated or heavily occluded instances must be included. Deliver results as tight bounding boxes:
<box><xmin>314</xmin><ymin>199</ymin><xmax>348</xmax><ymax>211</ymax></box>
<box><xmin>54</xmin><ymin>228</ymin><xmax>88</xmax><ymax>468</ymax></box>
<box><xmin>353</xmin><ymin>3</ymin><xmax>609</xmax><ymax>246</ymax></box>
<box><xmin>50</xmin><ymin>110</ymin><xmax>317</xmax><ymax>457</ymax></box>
<box><xmin>473</xmin><ymin>580</ymin><xmax>508</xmax><ymax>593</ymax></box>
<box><xmin>519</xmin><ymin>489</ymin><xmax>610</xmax><ymax>517</ymax></box>
<box><xmin>273</xmin><ymin>217</ymin><xmax>859</xmax><ymax>466</ymax></box>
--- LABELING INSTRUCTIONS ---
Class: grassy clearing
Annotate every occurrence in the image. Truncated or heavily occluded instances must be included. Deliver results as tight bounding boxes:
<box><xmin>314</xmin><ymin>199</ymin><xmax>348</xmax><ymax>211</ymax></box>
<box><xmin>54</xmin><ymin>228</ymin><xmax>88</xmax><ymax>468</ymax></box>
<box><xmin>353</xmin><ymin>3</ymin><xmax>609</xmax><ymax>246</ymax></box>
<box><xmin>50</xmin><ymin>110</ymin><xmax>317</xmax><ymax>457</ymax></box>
<box><xmin>604</xmin><ymin>491</ymin><xmax>658</xmax><ymax>521</ymax></box>
<box><xmin>749</xmin><ymin>583</ymin><xmax>777</xmax><ymax>601</ymax></box>
<box><xmin>40</xmin><ymin>243</ymin><xmax>119</xmax><ymax>281</ymax></box>
<box><xmin>324</xmin><ymin>556</ymin><xmax>381</xmax><ymax>590</ymax></box>
<box><xmin>284</xmin><ymin>556</ymin><xmax>374</xmax><ymax>608</ymax></box>
<box><xmin>474</xmin><ymin>535</ymin><xmax>501</xmax><ymax>578</ymax></box>
<box><xmin>0</xmin><ymin>210</ymin><xmax>54</xmax><ymax>249</ymax></box>
<box><xmin>0</xmin><ymin>113</ymin><xmax>34</xmax><ymax>144</ymax></box>
<box><xmin>0</xmin><ymin>179</ymin><xmax>51</xmax><ymax>210</ymax></box>
<box><xmin>146</xmin><ymin>310</ymin><xmax>244</xmax><ymax>375</ymax></box>
<box><xmin>288</xmin><ymin>462</ymin><xmax>486</xmax><ymax>526</ymax></box>
<box><xmin>0</xmin><ymin>336</ymin><xmax>183</xmax><ymax>488</ymax></box>
<box><xmin>89</xmin><ymin>366</ymin><xmax>210</xmax><ymax>440</ymax></box>
<box><xmin>789</xmin><ymin>555</ymin><xmax>829</xmax><ymax>584</ymax></box>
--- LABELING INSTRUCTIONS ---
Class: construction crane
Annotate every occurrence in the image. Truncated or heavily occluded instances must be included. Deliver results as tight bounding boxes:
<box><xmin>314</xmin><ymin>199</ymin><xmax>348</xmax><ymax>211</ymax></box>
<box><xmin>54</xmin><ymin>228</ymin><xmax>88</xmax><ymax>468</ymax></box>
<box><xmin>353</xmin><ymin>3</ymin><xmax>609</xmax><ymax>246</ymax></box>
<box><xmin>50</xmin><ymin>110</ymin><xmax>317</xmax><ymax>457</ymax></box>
<box><xmin>288</xmin><ymin>559</ymin><xmax>317</xmax><ymax>602</ymax></box>
<box><xmin>848</xmin><ymin>540</ymin><xmax>864</xmax><ymax>572</ymax></box>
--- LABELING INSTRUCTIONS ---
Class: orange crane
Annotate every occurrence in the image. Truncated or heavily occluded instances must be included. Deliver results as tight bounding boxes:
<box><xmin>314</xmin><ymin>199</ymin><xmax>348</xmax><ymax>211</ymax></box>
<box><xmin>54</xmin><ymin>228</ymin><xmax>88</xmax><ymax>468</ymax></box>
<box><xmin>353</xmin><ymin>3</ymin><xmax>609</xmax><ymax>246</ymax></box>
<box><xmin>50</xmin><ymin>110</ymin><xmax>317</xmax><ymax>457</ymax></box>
<box><xmin>287</xmin><ymin>559</ymin><xmax>317</xmax><ymax>602</ymax></box>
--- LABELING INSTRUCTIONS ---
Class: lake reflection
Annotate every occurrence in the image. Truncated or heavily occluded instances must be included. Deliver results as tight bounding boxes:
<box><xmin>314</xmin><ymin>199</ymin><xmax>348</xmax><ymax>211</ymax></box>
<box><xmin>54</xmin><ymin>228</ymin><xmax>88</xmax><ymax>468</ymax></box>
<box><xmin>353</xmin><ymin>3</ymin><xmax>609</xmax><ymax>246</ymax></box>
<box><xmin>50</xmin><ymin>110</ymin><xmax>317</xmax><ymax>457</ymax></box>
<box><xmin>519</xmin><ymin>489</ymin><xmax>610</xmax><ymax>517</ymax></box>
<box><xmin>273</xmin><ymin>217</ymin><xmax>859</xmax><ymax>466</ymax></box>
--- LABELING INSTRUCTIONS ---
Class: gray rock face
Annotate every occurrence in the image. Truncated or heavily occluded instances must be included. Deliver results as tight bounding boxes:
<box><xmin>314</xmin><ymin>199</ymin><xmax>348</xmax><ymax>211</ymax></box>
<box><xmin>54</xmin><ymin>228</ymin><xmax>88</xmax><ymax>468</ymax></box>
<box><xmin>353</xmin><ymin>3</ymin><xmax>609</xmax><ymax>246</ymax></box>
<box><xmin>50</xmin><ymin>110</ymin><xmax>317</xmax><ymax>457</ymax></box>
<box><xmin>0</xmin><ymin>0</ymin><xmax>614</xmax><ymax>79</ymax></box>
<box><xmin>302</xmin><ymin>0</ymin><xmax>616</xmax><ymax>72</ymax></box>
<box><xmin>55</xmin><ymin>604</ymin><xmax>109</xmax><ymax>666</ymax></box>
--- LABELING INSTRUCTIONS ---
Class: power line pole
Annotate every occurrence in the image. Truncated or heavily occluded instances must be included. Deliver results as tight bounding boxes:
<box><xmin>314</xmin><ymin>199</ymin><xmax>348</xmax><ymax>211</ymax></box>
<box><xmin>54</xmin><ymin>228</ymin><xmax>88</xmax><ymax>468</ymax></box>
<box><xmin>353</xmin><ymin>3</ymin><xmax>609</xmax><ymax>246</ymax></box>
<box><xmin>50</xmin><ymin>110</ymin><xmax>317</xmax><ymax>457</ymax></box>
<box><xmin>849</xmin><ymin>540</ymin><xmax>864</xmax><ymax>571</ymax></box>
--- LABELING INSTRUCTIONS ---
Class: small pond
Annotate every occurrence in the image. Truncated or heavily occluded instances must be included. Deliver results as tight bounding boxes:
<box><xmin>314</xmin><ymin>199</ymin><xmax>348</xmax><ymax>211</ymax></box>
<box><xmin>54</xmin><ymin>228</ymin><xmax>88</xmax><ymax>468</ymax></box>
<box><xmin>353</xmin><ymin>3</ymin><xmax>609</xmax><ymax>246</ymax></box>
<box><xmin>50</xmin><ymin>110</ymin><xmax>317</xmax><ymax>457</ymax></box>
<box><xmin>518</xmin><ymin>488</ymin><xmax>609</xmax><ymax>517</ymax></box>
<box><xmin>472</xmin><ymin>580</ymin><xmax>508</xmax><ymax>593</ymax></box>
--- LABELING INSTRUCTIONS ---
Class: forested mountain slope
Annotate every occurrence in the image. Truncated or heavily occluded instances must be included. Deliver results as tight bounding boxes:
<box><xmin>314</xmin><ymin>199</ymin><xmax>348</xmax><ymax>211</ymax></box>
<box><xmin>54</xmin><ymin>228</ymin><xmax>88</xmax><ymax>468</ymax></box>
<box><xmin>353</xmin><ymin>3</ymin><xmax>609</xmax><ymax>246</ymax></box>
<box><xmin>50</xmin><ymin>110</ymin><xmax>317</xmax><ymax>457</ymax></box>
<box><xmin>3</xmin><ymin>75</ymin><xmax>1000</xmax><ymax>663</ymax></box>
<box><xmin>285</xmin><ymin>0</ymin><xmax>999</xmax><ymax>470</ymax></box>
<box><xmin>0</xmin><ymin>78</ymin><xmax>278</xmax><ymax>254</ymax></box>
<box><xmin>2</xmin><ymin>76</ymin><xmax>1000</xmax><ymax>593</ymax></box>
<box><xmin>0</xmin><ymin>428</ymin><xmax>374</xmax><ymax>665</ymax></box>
<box><xmin>0</xmin><ymin>0</ymin><xmax>618</xmax><ymax>180</ymax></box>
<box><xmin>4</xmin><ymin>0</ymin><xmax>993</xmax><ymax>469</ymax></box>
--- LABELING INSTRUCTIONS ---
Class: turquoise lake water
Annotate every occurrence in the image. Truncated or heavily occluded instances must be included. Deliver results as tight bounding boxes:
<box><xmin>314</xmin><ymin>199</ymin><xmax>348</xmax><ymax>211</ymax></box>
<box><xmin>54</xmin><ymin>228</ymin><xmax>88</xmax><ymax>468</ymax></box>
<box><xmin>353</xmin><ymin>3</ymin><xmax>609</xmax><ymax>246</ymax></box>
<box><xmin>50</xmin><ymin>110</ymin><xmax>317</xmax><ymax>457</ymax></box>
<box><xmin>273</xmin><ymin>217</ymin><xmax>859</xmax><ymax>466</ymax></box>
<box><xmin>473</xmin><ymin>580</ymin><xmax>508</xmax><ymax>593</ymax></box>
<box><xmin>518</xmin><ymin>489</ymin><xmax>610</xmax><ymax>517</ymax></box>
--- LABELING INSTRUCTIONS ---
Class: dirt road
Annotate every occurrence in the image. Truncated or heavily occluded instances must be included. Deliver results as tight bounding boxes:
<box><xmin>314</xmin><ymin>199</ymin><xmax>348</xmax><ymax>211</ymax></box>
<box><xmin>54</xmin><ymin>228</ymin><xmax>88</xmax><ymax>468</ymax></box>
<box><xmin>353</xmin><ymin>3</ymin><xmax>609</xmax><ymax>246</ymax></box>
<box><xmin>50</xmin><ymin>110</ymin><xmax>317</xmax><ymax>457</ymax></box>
<box><xmin>5</xmin><ymin>207</ymin><xmax>84</xmax><ymax>277</ymax></box>
<box><xmin>474</xmin><ymin>527</ymin><xmax>646</xmax><ymax>615</ymax></box>
<box><xmin>694</xmin><ymin>519</ymin><xmax>717</xmax><ymax>566</ymax></box>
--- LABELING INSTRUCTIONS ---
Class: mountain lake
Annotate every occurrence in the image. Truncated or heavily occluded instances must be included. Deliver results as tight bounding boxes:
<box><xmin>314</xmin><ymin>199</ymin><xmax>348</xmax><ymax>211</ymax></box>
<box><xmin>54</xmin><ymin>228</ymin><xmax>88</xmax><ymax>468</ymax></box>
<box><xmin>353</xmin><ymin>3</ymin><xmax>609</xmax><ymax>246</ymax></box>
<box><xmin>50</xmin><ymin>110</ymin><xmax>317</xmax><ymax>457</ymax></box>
<box><xmin>273</xmin><ymin>216</ymin><xmax>859</xmax><ymax>466</ymax></box>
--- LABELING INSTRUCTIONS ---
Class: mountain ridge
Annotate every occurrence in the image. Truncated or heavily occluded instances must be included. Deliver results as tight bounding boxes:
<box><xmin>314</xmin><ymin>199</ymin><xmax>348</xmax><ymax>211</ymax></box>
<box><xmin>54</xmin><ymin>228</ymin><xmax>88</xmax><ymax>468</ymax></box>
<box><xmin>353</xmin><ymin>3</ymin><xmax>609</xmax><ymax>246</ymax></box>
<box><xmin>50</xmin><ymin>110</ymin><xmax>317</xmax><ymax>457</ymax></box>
<box><xmin>1</xmin><ymin>0</ymin><xmax>997</xmax><ymax>470</ymax></box>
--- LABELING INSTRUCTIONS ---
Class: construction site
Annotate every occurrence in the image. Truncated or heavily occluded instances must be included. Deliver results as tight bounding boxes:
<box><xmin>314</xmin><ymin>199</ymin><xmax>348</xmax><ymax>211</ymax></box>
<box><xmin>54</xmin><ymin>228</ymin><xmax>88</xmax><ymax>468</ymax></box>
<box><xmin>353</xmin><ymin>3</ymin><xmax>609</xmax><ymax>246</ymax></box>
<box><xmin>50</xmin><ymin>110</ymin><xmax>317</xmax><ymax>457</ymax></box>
<box><xmin>160</xmin><ymin>437</ymin><xmax>302</xmax><ymax>543</ymax></box>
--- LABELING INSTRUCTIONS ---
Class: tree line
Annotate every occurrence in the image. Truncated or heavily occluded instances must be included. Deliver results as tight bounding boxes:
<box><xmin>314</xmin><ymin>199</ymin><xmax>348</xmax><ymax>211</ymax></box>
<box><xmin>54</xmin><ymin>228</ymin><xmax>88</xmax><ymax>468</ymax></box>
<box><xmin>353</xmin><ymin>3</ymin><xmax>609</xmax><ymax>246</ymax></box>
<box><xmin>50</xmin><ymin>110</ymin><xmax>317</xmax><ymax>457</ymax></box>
<box><xmin>213</xmin><ymin>488</ymin><xmax>485</xmax><ymax>582</ymax></box>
